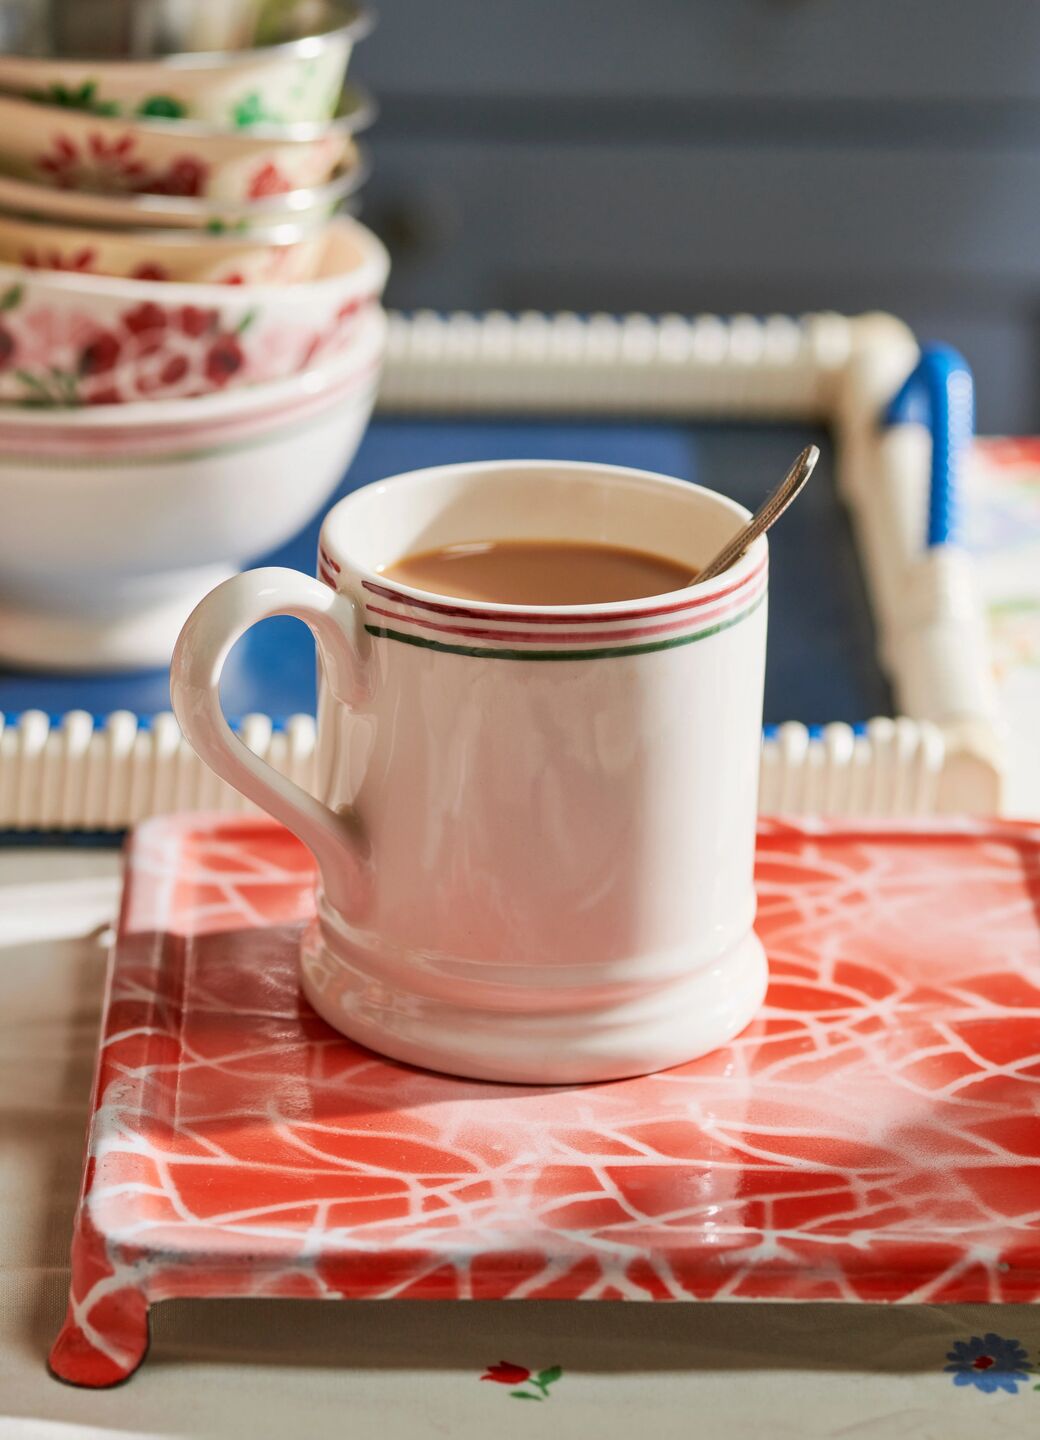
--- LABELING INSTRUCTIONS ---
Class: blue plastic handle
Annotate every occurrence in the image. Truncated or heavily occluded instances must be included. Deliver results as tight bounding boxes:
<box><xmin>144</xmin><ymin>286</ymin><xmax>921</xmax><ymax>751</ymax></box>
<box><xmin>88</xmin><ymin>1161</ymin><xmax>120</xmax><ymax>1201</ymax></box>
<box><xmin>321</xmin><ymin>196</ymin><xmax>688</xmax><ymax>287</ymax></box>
<box><xmin>884</xmin><ymin>342</ymin><xmax>974</xmax><ymax>548</ymax></box>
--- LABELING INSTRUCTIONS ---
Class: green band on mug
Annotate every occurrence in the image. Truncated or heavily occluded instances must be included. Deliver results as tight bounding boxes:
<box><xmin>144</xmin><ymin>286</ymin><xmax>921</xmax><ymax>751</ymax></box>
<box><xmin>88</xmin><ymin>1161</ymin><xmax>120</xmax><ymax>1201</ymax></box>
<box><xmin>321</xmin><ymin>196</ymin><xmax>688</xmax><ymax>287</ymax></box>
<box><xmin>365</xmin><ymin>590</ymin><xmax>766</xmax><ymax>661</ymax></box>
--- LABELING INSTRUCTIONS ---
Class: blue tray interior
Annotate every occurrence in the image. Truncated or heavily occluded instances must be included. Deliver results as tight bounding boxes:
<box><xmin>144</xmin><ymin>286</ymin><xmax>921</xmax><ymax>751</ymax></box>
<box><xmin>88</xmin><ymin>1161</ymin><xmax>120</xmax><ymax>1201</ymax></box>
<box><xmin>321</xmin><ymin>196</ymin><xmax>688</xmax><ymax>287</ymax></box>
<box><xmin>0</xmin><ymin>416</ymin><xmax>891</xmax><ymax>728</ymax></box>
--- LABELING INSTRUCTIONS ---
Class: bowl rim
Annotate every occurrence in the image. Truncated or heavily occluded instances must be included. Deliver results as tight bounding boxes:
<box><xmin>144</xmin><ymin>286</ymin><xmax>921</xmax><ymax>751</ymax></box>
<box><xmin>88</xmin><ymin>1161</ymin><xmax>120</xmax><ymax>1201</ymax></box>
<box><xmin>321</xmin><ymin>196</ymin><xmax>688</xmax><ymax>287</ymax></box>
<box><xmin>0</xmin><ymin>301</ymin><xmax>387</xmax><ymax>430</ymax></box>
<box><xmin>0</xmin><ymin>0</ymin><xmax>375</xmax><ymax>69</ymax></box>
<box><xmin>0</xmin><ymin>82</ymin><xmax>376</xmax><ymax>140</ymax></box>
<box><xmin>0</xmin><ymin>209</ymin><xmax>334</xmax><ymax>248</ymax></box>
<box><xmin>0</xmin><ymin>151</ymin><xmax>368</xmax><ymax>226</ymax></box>
<box><xmin>0</xmin><ymin>213</ymin><xmax>389</xmax><ymax>301</ymax></box>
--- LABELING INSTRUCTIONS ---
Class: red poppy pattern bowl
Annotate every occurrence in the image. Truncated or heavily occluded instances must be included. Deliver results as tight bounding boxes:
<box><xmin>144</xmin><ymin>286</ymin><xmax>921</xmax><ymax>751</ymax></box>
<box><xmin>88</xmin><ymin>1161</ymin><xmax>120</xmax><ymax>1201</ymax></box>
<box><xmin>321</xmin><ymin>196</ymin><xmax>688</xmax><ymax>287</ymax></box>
<box><xmin>0</xmin><ymin>306</ymin><xmax>386</xmax><ymax>670</ymax></box>
<box><xmin>0</xmin><ymin>214</ymin><xmax>388</xmax><ymax>405</ymax></box>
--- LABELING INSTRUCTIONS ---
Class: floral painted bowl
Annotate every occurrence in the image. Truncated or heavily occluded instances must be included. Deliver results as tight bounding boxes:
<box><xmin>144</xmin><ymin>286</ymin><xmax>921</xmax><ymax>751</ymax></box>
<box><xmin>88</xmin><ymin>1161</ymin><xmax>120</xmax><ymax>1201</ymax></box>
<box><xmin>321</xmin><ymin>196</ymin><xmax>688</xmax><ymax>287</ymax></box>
<box><xmin>0</xmin><ymin>214</ymin><xmax>389</xmax><ymax>405</ymax></box>
<box><xmin>0</xmin><ymin>304</ymin><xmax>386</xmax><ymax>671</ymax></box>
<box><xmin>0</xmin><ymin>85</ymin><xmax>372</xmax><ymax>200</ymax></box>
<box><xmin>0</xmin><ymin>156</ymin><xmax>367</xmax><ymax>232</ymax></box>
<box><xmin>0</xmin><ymin>0</ymin><xmax>371</xmax><ymax>126</ymax></box>
<box><xmin>0</xmin><ymin>211</ymin><xmax>329</xmax><ymax>284</ymax></box>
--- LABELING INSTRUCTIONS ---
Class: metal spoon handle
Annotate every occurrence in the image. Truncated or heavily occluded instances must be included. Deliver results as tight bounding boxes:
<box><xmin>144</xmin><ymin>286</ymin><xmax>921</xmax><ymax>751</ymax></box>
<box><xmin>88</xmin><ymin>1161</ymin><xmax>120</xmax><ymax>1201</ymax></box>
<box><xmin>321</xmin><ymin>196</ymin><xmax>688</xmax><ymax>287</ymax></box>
<box><xmin>695</xmin><ymin>444</ymin><xmax>820</xmax><ymax>584</ymax></box>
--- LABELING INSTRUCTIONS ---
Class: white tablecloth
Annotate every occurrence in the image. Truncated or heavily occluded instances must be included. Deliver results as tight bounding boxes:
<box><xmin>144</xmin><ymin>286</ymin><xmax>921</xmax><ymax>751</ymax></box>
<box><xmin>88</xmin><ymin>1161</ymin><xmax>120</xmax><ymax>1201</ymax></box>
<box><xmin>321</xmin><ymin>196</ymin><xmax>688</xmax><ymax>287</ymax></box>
<box><xmin>2</xmin><ymin>847</ymin><xmax>1040</xmax><ymax>1440</ymax></box>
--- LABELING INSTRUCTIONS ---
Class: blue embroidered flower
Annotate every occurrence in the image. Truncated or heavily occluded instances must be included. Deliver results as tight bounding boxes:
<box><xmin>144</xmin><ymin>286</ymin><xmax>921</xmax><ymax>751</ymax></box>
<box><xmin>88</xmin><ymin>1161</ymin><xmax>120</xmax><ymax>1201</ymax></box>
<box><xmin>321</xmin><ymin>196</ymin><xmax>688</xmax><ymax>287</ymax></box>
<box><xmin>944</xmin><ymin>1333</ymin><xmax>1032</xmax><ymax>1394</ymax></box>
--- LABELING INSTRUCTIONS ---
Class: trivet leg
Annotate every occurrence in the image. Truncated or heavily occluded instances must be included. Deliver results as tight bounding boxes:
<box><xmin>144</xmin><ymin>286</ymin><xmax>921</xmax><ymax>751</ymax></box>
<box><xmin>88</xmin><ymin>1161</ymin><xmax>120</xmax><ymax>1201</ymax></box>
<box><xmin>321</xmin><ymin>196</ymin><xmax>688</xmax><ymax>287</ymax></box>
<box><xmin>48</xmin><ymin>1213</ymin><xmax>150</xmax><ymax>1388</ymax></box>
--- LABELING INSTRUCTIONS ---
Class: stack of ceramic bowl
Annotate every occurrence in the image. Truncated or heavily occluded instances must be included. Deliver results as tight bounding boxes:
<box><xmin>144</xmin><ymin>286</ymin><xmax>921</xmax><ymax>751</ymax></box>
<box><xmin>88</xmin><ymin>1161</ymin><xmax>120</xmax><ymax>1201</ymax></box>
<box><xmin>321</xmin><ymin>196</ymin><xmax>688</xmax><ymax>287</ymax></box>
<box><xmin>0</xmin><ymin>0</ymin><xmax>389</xmax><ymax>671</ymax></box>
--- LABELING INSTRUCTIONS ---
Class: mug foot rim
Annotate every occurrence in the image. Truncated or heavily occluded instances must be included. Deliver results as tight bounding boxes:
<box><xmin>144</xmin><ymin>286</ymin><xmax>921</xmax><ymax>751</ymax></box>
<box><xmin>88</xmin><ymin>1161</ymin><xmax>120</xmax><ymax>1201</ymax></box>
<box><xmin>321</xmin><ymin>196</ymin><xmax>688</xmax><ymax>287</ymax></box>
<box><xmin>299</xmin><ymin>925</ymin><xmax>769</xmax><ymax>1085</ymax></box>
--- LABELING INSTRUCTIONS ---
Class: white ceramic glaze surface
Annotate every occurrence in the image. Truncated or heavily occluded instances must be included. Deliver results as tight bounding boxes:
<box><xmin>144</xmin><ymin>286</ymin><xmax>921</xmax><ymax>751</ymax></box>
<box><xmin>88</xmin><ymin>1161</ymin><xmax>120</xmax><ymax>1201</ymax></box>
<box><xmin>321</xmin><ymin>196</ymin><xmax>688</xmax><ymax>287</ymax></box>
<box><xmin>0</xmin><ymin>305</ymin><xmax>385</xmax><ymax>670</ymax></box>
<box><xmin>171</xmin><ymin>460</ymin><xmax>770</xmax><ymax>1083</ymax></box>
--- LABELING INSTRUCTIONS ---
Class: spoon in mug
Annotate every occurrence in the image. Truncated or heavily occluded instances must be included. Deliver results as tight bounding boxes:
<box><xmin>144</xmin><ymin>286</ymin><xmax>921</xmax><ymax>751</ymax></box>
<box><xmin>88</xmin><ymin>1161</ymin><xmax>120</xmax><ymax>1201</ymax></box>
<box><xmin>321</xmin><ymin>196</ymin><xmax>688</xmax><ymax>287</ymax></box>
<box><xmin>693</xmin><ymin>443</ymin><xmax>820</xmax><ymax>585</ymax></box>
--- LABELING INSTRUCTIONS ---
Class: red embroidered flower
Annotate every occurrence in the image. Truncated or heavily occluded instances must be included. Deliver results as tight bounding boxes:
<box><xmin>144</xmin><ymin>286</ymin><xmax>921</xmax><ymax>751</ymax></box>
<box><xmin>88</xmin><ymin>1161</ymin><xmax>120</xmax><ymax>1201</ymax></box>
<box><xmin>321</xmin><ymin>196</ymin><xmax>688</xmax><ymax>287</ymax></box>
<box><xmin>177</xmin><ymin>305</ymin><xmax>218</xmax><ymax>337</ymax></box>
<box><xmin>37</xmin><ymin>133</ymin><xmax>78</xmax><ymax>186</ymax></box>
<box><xmin>205</xmin><ymin>333</ymin><xmax>244</xmax><ymax>385</ymax></box>
<box><xmin>248</xmin><ymin>161</ymin><xmax>291</xmax><ymax>199</ymax></box>
<box><xmin>86</xmin><ymin>384</ymin><xmax>121</xmax><ymax>405</ymax></box>
<box><xmin>89</xmin><ymin>133</ymin><xmax>134</xmax><ymax>162</ymax></box>
<box><xmin>122</xmin><ymin>302</ymin><xmax>167</xmax><ymax>336</ymax></box>
<box><xmin>159</xmin><ymin>354</ymin><xmax>189</xmax><ymax>386</ymax></box>
<box><xmin>21</xmin><ymin>246</ymin><xmax>96</xmax><ymax>273</ymax></box>
<box><xmin>37</xmin><ymin>131</ymin><xmax>147</xmax><ymax>191</ymax></box>
<box><xmin>148</xmin><ymin>157</ymin><xmax>207</xmax><ymax>197</ymax></box>
<box><xmin>481</xmin><ymin>1362</ymin><xmax>564</xmax><ymax>1401</ymax></box>
<box><xmin>0</xmin><ymin>324</ymin><xmax>15</xmax><ymax>371</ymax></box>
<box><xmin>79</xmin><ymin>331</ymin><xmax>121</xmax><ymax>375</ymax></box>
<box><xmin>481</xmin><ymin>1362</ymin><xmax>531</xmax><ymax>1385</ymax></box>
<box><xmin>48</xmin><ymin>135</ymin><xmax>75</xmax><ymax>162</ymax></box>
<box><xmin>34</xmin><ymin>134</ymin><xmax>205</xmax><ymax>198</ymax></box>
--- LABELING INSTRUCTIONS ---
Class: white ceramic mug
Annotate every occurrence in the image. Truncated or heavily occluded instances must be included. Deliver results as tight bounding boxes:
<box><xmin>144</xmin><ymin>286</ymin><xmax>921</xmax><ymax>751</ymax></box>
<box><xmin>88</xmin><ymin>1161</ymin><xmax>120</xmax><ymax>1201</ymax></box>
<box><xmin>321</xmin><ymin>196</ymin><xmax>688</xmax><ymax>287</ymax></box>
<box><xmin>170</xmin><ymin>460</ymin><xmax>769</xmax><ymax>1083</ymax></box>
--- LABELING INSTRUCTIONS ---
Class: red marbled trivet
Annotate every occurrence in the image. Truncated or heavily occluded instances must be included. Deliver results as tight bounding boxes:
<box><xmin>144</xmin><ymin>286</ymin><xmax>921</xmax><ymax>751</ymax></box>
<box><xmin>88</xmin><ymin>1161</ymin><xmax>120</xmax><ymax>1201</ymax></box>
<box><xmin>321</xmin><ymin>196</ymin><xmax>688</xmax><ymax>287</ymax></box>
<box><xmin>50</xmin><ymin>815</ymin><xmax>1040</xmax><ymax>1387</ymax></box>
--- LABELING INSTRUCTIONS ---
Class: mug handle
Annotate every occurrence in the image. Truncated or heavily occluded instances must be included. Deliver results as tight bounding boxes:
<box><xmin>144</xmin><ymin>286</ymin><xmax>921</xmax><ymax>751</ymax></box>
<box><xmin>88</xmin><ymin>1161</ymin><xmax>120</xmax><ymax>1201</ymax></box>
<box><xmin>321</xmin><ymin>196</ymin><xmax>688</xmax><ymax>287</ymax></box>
<box><xmin>170</xmin><ymin>566</ymin><xmax>367</xmax><ymax>913</ymax></box>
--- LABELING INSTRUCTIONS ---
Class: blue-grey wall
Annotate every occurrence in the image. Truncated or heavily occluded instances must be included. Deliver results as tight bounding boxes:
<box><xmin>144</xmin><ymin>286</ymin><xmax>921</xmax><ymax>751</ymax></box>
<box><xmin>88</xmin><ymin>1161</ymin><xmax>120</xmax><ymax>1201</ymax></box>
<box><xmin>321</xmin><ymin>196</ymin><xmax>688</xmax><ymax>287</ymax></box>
<box><xmin>358</xmin><ymin>1</ymin><xmax>1040</xmax><ymax>432</ymax></box>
